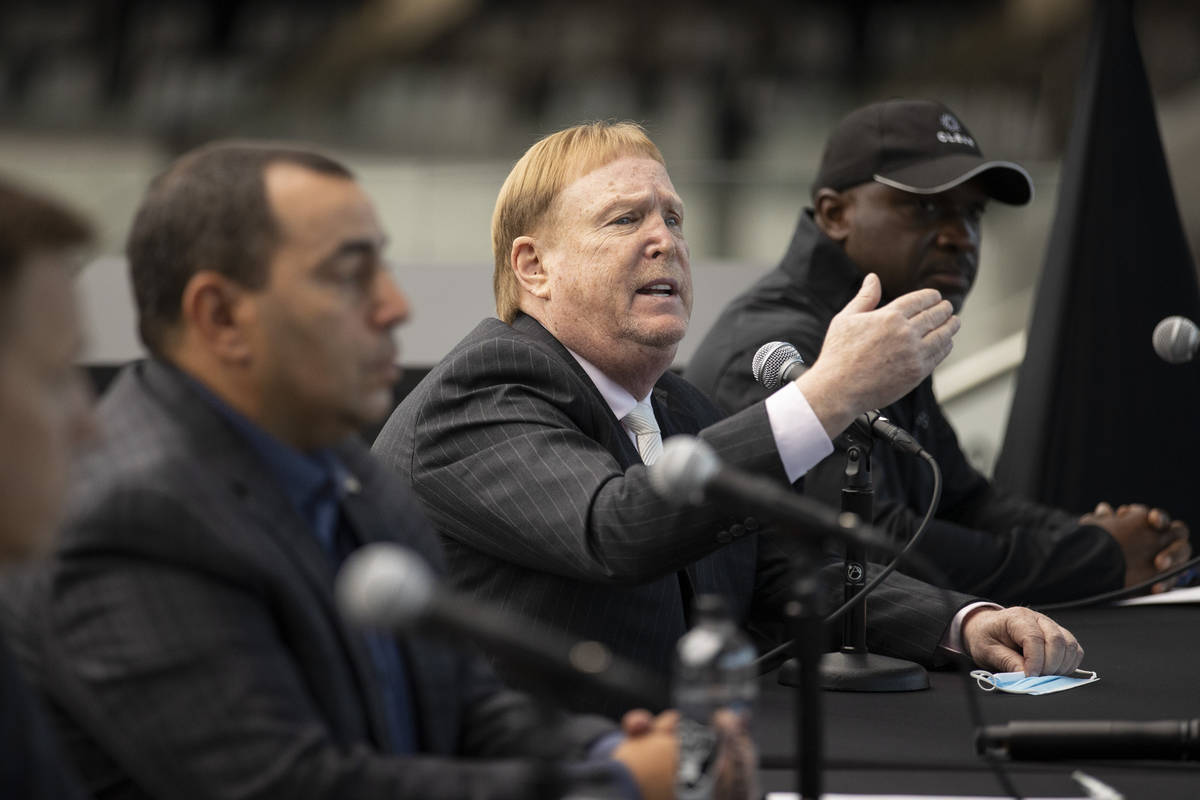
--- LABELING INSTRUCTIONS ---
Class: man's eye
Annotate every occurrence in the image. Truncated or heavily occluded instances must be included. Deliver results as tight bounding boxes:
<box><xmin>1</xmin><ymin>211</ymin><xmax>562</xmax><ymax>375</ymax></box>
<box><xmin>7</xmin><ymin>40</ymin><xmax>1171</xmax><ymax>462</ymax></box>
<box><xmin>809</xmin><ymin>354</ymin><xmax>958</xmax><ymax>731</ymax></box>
<box><xmin>665</xmin><ymin>214</ymin><xmax>681</xmax><ymax>228</ymax></box>
<box><xmin>327</xmin><ymin>256</ymin><xmax>378</xmax><ymax>292</ymax></box>
<box><xmin>613</xmin><ymin>215</ymin><xmax>635</xmax><ymax>225</ymax></box>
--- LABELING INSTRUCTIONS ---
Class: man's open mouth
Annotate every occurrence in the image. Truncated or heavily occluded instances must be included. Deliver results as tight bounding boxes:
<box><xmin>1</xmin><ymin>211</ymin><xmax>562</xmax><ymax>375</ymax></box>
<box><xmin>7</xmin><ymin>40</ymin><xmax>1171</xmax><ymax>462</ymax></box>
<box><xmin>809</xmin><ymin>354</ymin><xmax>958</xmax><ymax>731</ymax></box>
<box><xmin>636</xmin><ymin>282</ymin><xmax>676</xmax><ymax>297</ymax></box>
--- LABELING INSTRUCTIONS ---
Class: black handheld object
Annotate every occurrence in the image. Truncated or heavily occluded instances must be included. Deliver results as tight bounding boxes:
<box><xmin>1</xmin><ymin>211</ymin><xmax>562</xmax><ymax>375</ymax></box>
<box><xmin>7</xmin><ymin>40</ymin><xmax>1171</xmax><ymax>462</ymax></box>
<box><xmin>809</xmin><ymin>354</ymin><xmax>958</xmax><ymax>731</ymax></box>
<box><xmin>977</xmin><ymin>719</ymin><xmax>1200</xmax><ymax>761</ymax></box>
<box><xmin>337</xmin><ymin>543</ymin><xmax>669</xmax><ymax>711</ymax></box>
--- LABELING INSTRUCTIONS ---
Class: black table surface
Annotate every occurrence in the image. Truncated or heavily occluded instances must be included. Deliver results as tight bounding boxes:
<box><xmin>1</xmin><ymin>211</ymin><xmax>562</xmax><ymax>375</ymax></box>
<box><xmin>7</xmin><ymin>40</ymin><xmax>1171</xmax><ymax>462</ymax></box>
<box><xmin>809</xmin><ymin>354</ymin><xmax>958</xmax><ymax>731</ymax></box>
<box><xmin>752</xmin><ymin>603</ymin><xmax>1200</xmax><ymax>798</ymax></box>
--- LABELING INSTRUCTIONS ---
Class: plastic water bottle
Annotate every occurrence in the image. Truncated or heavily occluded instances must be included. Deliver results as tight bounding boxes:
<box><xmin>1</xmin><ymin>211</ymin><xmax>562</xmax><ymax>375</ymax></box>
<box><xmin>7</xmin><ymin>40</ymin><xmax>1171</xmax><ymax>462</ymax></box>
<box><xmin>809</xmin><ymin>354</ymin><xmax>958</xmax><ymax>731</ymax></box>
<box><xmin>672</xmin><ymin>594</ymin><xmax>758</xmax><ymax>800</ymax></box>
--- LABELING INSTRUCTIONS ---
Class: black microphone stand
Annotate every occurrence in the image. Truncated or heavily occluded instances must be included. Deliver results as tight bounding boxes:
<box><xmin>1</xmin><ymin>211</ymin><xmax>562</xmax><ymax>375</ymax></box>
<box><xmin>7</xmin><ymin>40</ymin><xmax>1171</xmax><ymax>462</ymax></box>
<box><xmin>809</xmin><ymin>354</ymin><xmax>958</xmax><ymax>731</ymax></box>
<box><xmin>821</xmin><ymin>426</ymin><xmax>929</xmax><ymax>690</ymax></box>
<box><xmin>781</xmin><ymin>538</ymin><xmax>827</xmax><ymax>800</ymax></box>
<box><xmin>780</xmin><ymin>424</ymin><xmax>928</xmax><ymax>692</ymax></box>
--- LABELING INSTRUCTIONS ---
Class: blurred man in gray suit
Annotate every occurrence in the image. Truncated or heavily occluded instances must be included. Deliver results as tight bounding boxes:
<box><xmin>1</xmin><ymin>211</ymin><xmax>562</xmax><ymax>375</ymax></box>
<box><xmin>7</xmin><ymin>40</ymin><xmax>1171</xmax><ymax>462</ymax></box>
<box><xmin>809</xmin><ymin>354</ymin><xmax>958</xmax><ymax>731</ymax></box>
<box><xmin>1</xmin><ymin>142</ymin><xmax>707</xmax><ymax>800</ymax></box>
<box><xmin>375</xmin><ymin>121</ymin><xmax>1084</xmax><ymax>717</ymax></box>
<box><xmin>0</xmin><ymin>176</ymin><xmax>95</xmax><ymax>798</ymax></box>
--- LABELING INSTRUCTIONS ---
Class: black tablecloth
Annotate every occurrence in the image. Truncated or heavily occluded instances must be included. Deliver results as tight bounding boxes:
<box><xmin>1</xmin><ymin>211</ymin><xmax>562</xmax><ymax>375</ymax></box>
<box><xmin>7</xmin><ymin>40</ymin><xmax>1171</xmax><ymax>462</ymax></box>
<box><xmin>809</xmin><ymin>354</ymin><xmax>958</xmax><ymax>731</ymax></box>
<box><xmin>753</xmin><ymin>603</ymin><xmax>1200</xmax><ymax>798</ymax></box>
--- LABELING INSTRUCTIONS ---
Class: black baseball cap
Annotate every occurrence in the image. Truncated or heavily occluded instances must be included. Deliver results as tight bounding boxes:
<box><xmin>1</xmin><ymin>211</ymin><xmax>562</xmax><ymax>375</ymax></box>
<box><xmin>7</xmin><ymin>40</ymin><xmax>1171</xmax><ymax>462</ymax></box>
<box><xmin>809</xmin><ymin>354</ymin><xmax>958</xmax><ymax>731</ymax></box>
<box><xmin>813</xmin><ymin>99</ymin><xmax>1034</xmax><ymax>205</ymax></box>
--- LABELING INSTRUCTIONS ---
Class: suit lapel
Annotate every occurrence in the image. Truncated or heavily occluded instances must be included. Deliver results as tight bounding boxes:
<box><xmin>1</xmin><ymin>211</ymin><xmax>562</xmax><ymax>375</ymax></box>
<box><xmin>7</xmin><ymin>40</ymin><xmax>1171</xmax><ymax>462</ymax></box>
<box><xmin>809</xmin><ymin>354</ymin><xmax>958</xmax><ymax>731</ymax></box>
<box><xmin>652</xmin><ymin>382</ymin><xmax>703</xmax><ymax>441</ymax></box>
<box><xmin>511</xmin><ymin>313</ymin><xmax>642</xmax><ymax>468</ymax></box>
<box><xmin>139</xmin><ymin>361</ymin><xmax>396</xmax><ymax>750</ymax></box>
<box><xmin>335</xmin><ymin>443</ymin><xmax>465</xmax><ymax>753</ymax></box>
<box><xmin>649</xmin><ymin>382</ymin><xmax>706</xmax><ymax>609</ymax></box>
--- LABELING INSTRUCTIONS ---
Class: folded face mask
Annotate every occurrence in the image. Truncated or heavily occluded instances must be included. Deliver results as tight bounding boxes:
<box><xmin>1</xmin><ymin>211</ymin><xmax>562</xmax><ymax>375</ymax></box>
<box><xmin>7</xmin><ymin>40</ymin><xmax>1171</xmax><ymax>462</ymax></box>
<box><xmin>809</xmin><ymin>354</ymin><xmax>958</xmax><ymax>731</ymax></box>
<box><xmin>971</xmin><ymin>668</ymin><xmax>1099</xmax><ymax>695</ymax></box>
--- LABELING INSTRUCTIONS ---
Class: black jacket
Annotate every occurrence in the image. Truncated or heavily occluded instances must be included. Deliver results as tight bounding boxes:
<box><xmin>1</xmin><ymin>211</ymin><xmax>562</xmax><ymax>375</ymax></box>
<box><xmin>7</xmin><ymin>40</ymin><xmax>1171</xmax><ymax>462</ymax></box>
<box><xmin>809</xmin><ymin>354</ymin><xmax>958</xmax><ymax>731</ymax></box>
<box><xmin>686</xmin><ymin>211</ymin><xmax>1125</xmax><ymax>604</ymax></box>
<box><xmin>0</xmin><ymin>360</ymin><xmax>619</xmax><ymax>800</ymax></box>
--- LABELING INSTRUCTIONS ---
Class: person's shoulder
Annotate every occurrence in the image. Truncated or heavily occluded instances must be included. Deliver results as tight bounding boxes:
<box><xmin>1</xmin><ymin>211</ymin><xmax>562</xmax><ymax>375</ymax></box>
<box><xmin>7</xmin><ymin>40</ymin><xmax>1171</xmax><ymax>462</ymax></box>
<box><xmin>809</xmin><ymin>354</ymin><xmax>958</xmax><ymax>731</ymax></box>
<box><xmin>77</xmin><ymin>364</ymin><xmax>198</xmax><ymax>493</ymax></box>
<box><xmin>450</xmin><ymin>313</ymin><xmax>572</xmax><ymax>370</ymax></box>
<box><xmin>376</xmin><ymin>316</ymin><xmax>565</xmax><ymax>456</ymax></box>
<box><xmin>64</xmin><ymin>364</ymin><xmax>257</xmax><ymax>553</ymax></box>
<box><xmin>401</xmin><ymin>316</ymin><xmax>576</xmax><ymax>404</ymax></box>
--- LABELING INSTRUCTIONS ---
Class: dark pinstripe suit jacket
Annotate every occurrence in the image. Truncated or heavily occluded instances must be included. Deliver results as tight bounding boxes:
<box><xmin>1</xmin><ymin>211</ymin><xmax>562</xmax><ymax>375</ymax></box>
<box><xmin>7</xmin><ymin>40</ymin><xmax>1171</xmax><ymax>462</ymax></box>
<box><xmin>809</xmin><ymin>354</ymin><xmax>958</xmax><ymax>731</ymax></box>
<box><xmin>374</xmin><ymin>314</ymin><xmax>972</xmax><ymax>715</ymax></box>
<box><xmin>0</xmin><ymin>359</ymin><xmax>615</xmax><ymax>800</ymax></box>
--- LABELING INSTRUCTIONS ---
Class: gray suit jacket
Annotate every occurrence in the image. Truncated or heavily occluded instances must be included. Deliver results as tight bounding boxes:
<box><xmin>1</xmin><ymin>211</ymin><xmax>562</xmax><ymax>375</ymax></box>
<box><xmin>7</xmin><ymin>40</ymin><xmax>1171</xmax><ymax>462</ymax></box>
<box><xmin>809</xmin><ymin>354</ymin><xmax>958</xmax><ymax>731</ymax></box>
<box><xmin>374</xmin><ymin>314</ymin><xmax>971</xmax><ymax>716</ymax></box>
<box><xmin>0</xmin><ymin>359</ymin><xmax>616</xmax><ymax>800</ymax></box>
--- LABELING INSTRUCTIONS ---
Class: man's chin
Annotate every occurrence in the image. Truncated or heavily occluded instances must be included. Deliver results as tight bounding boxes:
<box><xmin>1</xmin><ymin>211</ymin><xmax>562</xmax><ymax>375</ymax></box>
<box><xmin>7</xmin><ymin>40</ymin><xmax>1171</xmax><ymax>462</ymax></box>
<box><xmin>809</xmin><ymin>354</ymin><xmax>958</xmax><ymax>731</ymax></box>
<box><xmin>630</xmin><ymin>322</ymin><xmax>688</xmax><ymax>350</ymax></box>
<box><xmin>358</xmin><ymin>390</ymin><xmax>397</xmax><ymax>426</ymax></box>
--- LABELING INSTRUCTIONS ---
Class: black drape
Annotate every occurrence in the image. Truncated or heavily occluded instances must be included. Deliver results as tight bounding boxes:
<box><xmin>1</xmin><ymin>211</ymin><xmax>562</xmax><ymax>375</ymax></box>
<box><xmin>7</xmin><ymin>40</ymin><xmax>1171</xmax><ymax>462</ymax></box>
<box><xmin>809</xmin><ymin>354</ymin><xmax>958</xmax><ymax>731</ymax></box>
<box><xmin>994</xmin><ymin>0</ymin><xmax>1200</xmax><ymax>545</ymax></box>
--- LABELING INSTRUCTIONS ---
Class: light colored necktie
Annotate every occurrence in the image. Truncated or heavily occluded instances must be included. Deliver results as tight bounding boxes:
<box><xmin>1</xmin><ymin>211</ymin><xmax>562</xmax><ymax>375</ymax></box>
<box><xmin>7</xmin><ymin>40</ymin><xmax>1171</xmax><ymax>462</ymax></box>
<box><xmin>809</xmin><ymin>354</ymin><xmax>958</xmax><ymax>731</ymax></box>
<box><xmin>622</xmin><ymin>399</ymin><xmax>663</xmax><ymax>466</ymax></box>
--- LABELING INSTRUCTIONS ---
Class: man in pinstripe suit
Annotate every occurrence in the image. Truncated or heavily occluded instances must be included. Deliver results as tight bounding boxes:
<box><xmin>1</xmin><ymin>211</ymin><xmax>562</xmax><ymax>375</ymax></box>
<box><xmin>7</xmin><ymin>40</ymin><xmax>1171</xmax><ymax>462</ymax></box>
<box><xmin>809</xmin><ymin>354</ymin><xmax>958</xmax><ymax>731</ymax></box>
<box><xmin>375</xmin><ymin>122</ymin><xmax>1085</xmax><ymax>717</ymax></box>
<box><xmin>0</xmin><ymin>142</ymin><xmax>716</xmax><ymax>800</ymax></box>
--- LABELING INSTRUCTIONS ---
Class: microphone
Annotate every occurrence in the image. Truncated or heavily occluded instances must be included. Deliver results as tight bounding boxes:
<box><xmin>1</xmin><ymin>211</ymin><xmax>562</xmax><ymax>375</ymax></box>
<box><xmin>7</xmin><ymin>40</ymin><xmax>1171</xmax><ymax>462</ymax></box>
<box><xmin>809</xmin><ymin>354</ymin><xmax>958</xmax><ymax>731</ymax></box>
<box><xmin>751</xmin><ymin>341</ymin><xmax>925</xmax><ymax>456</ymax></box>
<box><xmin>1152</xmin><ymin>315</ymin><xmax>1200</xmax><ymax>364</ymax></box>
<box><xmin>336</xmin><ymin>543</ymin><xmax>668</xmax><ymax>711</ymax></box>
<box><xmin>752</xmin><ymin>341</ymin><xmax>808</xmax><ymax>390</ymax></box>
<box><xmin>647</xmin><ymin>435</ymin><xmax>883</xmax><ymax>550</ymax></box>
<box><xmin>977</xmin><ymin>719</ymin><xmax>1200</xmax><ymax>761</ymax></box>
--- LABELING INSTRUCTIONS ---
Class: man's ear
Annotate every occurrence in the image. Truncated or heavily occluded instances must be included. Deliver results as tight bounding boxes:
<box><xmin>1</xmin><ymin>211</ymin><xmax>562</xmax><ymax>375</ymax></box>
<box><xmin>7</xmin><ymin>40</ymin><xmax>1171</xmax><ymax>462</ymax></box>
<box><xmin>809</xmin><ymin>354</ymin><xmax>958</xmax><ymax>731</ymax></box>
<box><xmin>178</xmin><ymin>270</ymin><xmax>255</xmax><ymax>363</ymax></box>
<box><xmin>511</xmin><ymin>235</ymin><xmax>551</xmax><ymax>300</ymax></box>
<box><xmin>814</xmin><ymin>188</ymin><xmax>853</xmax><ymax>243</ymax></box>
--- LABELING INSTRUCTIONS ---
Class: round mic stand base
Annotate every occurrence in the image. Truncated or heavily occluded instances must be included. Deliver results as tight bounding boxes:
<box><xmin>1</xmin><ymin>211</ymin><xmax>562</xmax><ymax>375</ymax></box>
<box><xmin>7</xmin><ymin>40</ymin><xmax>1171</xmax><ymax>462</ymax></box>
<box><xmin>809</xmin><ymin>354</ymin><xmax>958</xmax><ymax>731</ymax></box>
<box><xmin>776</xmin><ymin>651</ymin><xmax>928</xmax><ymax>692</ymax></box>
<box><xmin>816</xmin><ymin>649</ymin><xmax>929</xmax><ymax>692</ymax></box>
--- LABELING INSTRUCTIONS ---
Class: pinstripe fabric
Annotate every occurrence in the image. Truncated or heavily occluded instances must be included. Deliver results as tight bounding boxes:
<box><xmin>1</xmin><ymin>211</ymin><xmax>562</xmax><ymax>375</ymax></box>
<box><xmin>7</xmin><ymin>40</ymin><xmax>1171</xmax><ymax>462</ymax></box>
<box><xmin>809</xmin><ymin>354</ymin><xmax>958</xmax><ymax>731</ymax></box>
<box><xmin>374</xmin><ymin>314</ymin><xmax>974</xmax><ymax>716</ymax></box>
<box><xmin>0</xmin><ymin>359</ymin><xmax>616</xmax><ymax>800</ymax></box>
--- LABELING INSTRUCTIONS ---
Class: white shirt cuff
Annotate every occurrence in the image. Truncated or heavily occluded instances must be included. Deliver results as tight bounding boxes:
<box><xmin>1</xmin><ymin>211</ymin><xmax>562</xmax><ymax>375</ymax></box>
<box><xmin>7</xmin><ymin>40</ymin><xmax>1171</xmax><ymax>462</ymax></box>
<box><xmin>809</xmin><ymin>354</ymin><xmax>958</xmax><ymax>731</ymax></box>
<box><xmin>764</xmin><ymin>381</ymin><xmax>834</xmax><ymax>484</ymax></box>
<box><xmin>941</xmin><ymin>601</ymin><xmax>1003</xmax><ymax>654</ymax></box>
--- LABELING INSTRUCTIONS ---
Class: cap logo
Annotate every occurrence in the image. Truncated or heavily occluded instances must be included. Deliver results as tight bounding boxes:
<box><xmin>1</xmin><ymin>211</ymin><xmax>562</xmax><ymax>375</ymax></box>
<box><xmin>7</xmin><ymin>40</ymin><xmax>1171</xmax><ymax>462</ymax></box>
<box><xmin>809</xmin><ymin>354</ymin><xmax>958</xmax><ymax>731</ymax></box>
<box><xmin>935</xmin><ymin>112</ymin><xmax>975</xmax><ymax>148</ymax></box>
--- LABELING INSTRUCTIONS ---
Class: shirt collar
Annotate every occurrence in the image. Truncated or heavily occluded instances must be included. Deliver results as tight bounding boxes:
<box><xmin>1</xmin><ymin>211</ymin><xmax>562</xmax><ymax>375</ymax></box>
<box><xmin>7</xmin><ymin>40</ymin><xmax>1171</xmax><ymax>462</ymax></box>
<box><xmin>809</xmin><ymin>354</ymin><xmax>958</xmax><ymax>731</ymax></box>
<box><xmin>566</xmin><ymin>348</ymin><xmax>652</xmax><ymax>421</ymax></box>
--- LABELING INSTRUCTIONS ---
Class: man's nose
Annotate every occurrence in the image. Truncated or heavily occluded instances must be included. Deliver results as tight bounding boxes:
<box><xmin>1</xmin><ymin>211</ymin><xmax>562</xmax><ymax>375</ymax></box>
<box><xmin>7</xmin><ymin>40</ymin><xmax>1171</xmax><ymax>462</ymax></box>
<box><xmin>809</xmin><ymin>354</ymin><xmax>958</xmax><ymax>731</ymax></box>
<box><xmin>373</xmin><ymin>270</ymin><xmax>410</xmax><ymax>329</ymax></box>
<box><xmin>936</xmin><ymin>213</ymin><xmax>979</xmax><ymax>252</ymax></box>
<box><xmin>645</xmin><ymin>215</ymin><xmax>677</xmax><ymax>259</ymax></box>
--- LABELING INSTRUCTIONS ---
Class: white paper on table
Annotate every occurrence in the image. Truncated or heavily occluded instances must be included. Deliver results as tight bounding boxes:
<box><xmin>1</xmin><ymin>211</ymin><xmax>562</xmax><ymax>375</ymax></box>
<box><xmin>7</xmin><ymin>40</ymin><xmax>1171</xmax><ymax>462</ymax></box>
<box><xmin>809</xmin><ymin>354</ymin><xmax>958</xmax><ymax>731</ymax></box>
<box><xmin>764</xmin><ymin>794</ymin><xmax>1089</xmax><ymax>800</ymax></box>
<box><xmin>1115</xmin><ymin>584</ymin><xmax>1200</xmax><ymax>606</ymax></box>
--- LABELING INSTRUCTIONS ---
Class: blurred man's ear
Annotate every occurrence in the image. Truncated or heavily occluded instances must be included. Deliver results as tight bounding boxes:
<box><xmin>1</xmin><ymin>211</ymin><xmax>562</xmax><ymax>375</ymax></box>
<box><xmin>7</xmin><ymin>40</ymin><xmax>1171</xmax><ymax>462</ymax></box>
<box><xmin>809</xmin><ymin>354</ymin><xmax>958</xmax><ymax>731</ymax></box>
<box><xmin>814</xmin><ymin>188</ymin><xmax>853</xmax><ymax>243</ymax></box>
<box><xmin>178</xmin><ymin>270</ymin><xmax>255</xmax><ymax>365</ymax></box>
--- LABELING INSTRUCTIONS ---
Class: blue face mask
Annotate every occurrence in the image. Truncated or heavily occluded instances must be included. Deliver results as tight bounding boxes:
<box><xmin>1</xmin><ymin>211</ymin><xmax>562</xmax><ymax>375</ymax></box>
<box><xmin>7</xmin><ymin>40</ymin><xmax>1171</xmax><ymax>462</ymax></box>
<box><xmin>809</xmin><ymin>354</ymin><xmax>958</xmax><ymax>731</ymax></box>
<box><xmin>971</xmin><ymin>669</ymin><xmax>1099</xmax><ymax>695</ymax></box>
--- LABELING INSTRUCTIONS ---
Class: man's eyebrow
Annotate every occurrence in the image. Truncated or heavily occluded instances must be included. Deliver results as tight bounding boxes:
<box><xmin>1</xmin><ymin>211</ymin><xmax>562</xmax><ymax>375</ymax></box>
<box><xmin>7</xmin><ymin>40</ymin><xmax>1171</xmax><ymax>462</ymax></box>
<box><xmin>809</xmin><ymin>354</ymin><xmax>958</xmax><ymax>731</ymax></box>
<box><xmin>312</xmin><ymin>236</ymin><xmax>387</xmax><ymax>271</ymax></box>
<box><xmin>594</xmin><ymin>193</ymin><xmax>650</xmax><ymax>219</ymax></box>
<box><xmin>593</xmin><ymin>191</ymin><xmax>684</xmax><ymax>220</ymax></box>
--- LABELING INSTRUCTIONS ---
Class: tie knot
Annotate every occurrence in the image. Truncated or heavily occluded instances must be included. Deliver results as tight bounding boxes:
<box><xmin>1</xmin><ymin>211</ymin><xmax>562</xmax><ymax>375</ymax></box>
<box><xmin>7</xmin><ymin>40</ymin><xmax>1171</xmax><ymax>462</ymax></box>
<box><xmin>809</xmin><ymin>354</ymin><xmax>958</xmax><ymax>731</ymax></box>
<box><xmin>622</xmin><ymin>400</ymin><xmax>660</xmax><ymax>436</ymax></box>
<box><xmin>622</xmin><ymin>400</ymin><xmax>663</xmax><ymax>466</ymax></box>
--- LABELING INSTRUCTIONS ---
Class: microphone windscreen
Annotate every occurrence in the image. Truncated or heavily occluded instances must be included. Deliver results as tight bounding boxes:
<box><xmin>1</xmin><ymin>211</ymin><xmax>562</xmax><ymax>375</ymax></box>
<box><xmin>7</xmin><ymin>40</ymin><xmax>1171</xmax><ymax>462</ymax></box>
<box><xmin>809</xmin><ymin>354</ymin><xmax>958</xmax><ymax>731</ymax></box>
<box><xmin>752</xmin><ymin>341</ymin><xmax>802</xmax><ymax>390</ymax></box>
<box><xmin>1152</xmin><ymin>316</ymin><xmax>1200</xmax><ymax>364</ymax></box>
<box><xmin>336</xmin><ymin>543</ymin><xmax>435</xmax><ymax>628</ymax></box>
<box><xmin>646</xmin><ymin>435</ymin><xmax>720</xmax><ymax>505</ymax></box>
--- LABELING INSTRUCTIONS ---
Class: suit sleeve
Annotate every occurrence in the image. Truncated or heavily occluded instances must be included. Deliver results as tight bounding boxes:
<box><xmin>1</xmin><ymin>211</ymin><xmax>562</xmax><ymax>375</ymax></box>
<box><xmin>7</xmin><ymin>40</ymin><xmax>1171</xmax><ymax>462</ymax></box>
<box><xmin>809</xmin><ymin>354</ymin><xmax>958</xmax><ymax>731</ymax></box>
<box><xmin>390</xmin><ymin>338</ymin><xmax>789</xmax><ymax>584</ymax></box>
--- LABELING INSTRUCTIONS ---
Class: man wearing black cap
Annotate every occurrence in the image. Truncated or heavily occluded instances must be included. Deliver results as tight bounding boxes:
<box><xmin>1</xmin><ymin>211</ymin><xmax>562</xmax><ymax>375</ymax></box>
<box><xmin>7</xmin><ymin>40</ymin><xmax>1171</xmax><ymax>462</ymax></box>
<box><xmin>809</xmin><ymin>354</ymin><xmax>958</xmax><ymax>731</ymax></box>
<box><xmin>687</xmin><ymin>98</ymin><xmax>1191</xmax><ymax>604</ymax></box>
